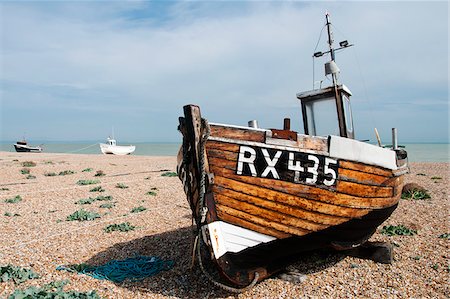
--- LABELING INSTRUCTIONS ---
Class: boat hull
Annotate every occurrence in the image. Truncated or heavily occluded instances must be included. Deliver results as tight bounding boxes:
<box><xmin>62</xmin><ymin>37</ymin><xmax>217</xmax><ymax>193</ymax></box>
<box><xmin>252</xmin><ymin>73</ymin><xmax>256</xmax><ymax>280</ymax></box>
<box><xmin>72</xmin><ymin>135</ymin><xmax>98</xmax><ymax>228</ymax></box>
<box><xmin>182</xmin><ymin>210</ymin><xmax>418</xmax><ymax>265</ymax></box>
<box><xmin>99</xmin><ymin>143</ymin><xmax>135</xmax><ymax>155</ymax></box>
<box><xmin>177</xmin><ymin>105</ymin><xmax>407</xmax><ymax>286</ymax></box>
<box><xmin>14</xmin><ymin>144</ymin><xmax>42</xmax><ymax>153</ymax></box>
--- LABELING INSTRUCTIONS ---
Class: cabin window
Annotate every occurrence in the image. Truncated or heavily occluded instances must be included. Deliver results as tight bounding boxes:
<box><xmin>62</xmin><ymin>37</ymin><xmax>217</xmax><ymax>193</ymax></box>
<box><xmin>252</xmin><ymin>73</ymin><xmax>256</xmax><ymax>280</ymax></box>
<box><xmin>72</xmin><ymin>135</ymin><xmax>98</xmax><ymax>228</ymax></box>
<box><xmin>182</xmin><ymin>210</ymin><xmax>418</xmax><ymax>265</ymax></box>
<box><xmin>342</xmin><ymin>94</ymin><xmax>353</xmax><ymax>133</ymax></box>
<box><xmin>304</xmin><ymin>96</ymin><xmax>340</xmax><ymax>136</ymax></box>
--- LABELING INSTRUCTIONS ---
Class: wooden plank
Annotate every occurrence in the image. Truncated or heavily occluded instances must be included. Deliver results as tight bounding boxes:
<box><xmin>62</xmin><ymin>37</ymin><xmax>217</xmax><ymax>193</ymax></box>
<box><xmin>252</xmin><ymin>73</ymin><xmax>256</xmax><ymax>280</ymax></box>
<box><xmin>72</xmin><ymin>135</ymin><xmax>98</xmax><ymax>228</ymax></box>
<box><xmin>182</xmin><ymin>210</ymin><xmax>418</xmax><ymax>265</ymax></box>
<box><xmin>215</xmin><ymin>193</ymin><xmax>328</xmax><ymax>232</ymax></box>
<box><xmin>215</xmin><ymin>210</ymin><xmax>290</xmax><ymax>239</ymax></box>
<box><xmin>297</xmin><ymin>135</ymin><xmax>328</xmax><ymax>152</ymax></box>
<box><xmin>209</xmin><ymin>156</ymin><xmax>395</xmax><ymax>199</ymax></box>
<box><xmin>339</xmin><ymin>168</ymin><xmax>397</xmax><ymax>186</ymax></box>
<box><xmin>340</xmin><ymin>160</ymin><xmax>393</xmax><ymax>177</ymax></box>
<box><xmin>206</xmin><ymin>140</ymin><xmax>240</xmax><ymax>152</ymax></box>
<box><xmin>212</xmin><ymin>166</ymin><xmax>399</xmax><ymax>209</ymax></box>
<box><xmin>207</xmin><ymin>148</ymin><xmax>238</xmax><ymax>162</ymax></box>
<box><xmin>213</xmin><ymin>175</ymin><xmax>368</xmax><ymax>217</ymax></box>
<box><xmin>215</xmin><ymin>186</ymin><xmax>350</xmax><ymax>225</ymax></box>
<box><xmin>337</xmin><ymin>181</ymin><xmax>393</xmax><ymax>198</ymax></box>
<box><xmin>210</xmin><ymin>125</ymin><xmax>265</xmax><ymax>142</ymax></box>
<box><xmin>216</xmin><ymin>204</ymin><xmax>310</xmax><ymax>237</ymax></box>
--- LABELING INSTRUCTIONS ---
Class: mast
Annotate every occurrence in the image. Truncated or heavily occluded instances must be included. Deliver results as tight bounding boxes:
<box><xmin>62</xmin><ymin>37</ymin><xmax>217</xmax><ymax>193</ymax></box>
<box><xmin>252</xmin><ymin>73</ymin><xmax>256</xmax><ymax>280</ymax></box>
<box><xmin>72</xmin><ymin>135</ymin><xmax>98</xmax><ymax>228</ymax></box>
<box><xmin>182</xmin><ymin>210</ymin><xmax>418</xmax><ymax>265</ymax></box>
<box><xmin>325</xmin><ymin>12</ymin><xmax>338</xmax><ymax>88</ymax></box>
<box><xmin>325</xmin><ymin>12</ymin><xmax>335</xmax><ymax>62</ymax></box>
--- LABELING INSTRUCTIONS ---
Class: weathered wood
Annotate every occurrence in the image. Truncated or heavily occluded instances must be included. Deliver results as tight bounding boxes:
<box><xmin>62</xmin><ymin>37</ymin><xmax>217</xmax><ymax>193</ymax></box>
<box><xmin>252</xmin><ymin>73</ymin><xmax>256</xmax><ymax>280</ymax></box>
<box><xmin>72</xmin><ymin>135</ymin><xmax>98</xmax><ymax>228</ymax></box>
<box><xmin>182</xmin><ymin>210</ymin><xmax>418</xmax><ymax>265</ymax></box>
<box><xmin>216</xmin><ymin>186</ymin><xmax>350</xmax><ymax>225</ymax></box>
<box><xmin>213</xmin><ymin>175</ymin><xmax>369</xmax><ymax>217</ymax></box>
<box><xmin>336</xmin><ymin>181</ymin><xmax>393</xmax><ymax>198</ymax></box>
<box><xmin>338</xmin><ymin>168</ymin><xmax>396</xmax><ymax>186</ymax></box>
<box><xmin>340</xmin><ymin>160</ymin><xmax>393</xmax><ymax>177</ymax></box>
<box><xmin>207</xmin><ymin>145</ymin><xmax>399</xmax><ymax>188</ymax></box>
<box><xmin>209</xmin><ymin>156</ymin><xmax>400</xmax><ymax>206</ymax></box>
<box><xmin>270</xmin><ymin>129</ymin><xmax>298</xmax><ymax>141</ymax></box>
<box><xmin>215</xmin><ymin>210</ymin><xmax>291</xmax><ymax>239</ymax></box>
<box><xmin>216</xmin><ymin>204</ymin><xmax>310</xmax><ymax>237</ymax></box>
<box><xmin>210</xmin><ymin>125</ymin><xmax>266</xmax><ymax>142</ymax></box>
<box><xmin>215</xmin><ymin>193</ymin><xmax>328</xmax><ymax>232</ymax></box>
<box><xmin>181</xmin><ymin>105</ymin><xmax>203</xmax><ymax>220</ymax></box>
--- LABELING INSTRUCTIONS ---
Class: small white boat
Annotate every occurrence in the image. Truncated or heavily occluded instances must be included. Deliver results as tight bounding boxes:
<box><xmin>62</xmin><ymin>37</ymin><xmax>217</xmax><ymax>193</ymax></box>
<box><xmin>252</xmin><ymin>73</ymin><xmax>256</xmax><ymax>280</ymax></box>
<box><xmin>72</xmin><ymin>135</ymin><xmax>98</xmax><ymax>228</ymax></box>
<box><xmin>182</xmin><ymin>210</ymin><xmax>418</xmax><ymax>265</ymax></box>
<box><xmin>14</xmin><ymin>140</ymin><xmax>43</xmax><ymax>153</ymax></box>
<box><xmin>99</xmin><ymin>137</ymin><xmax>135</xmax><ymax>155</ymax></box>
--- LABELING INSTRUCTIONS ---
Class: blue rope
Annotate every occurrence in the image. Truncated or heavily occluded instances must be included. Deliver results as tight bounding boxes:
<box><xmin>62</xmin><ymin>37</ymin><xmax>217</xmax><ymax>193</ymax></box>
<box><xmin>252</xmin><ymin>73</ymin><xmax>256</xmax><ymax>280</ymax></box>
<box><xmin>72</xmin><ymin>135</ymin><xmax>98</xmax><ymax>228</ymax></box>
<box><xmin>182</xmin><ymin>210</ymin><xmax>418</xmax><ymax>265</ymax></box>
<box><xmin>57</xmin><ymin>256</ymin><xmax>174</xmax><ymax>283</ymax></box>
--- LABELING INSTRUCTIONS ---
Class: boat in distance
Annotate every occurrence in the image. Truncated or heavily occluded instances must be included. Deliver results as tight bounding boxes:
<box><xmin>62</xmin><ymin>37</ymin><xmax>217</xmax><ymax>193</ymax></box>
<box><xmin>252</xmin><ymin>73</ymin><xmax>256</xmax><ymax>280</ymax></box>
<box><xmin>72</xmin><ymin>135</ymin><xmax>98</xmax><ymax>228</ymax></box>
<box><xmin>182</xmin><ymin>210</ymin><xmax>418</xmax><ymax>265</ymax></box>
<box><xmin>14</xmin><ymin>140</ymin><xmax>43</xmax><ymax>153</ymax></box>
<box><xmin>99</xmin><ymin>137</ymin><xmax>135</xmax><ymax>155</ymax></box>
<box><xmin>177</xmin><ymin>13</ymin><xmax>408</xmax><ymax>288</ymax></box>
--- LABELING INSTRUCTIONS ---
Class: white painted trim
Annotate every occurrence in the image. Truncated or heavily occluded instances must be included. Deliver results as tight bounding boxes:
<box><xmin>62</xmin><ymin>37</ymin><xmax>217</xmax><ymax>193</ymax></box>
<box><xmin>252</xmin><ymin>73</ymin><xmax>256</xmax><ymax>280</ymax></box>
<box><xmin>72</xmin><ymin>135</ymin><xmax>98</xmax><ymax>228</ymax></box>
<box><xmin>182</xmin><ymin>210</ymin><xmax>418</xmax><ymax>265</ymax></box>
<box><xmin>329</xmin><ymin>135</ymin><xmax>398</xmax><ymax>170</ymax></box>
<box><xmin>204</xmin><ymin>221</ymin><xmax>276</xmax><ymax>259</ymax></box>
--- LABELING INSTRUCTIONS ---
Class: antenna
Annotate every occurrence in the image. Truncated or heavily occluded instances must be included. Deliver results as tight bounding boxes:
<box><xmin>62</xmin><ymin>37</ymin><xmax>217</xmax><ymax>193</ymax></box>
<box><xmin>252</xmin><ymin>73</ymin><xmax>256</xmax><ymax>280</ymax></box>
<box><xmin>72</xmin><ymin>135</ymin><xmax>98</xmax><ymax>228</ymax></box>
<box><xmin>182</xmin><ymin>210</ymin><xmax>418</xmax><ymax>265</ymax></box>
<box><xmin>312</xmin><ymin>12</ymin><xmax>354</xmax><ymax>87</ymax></box>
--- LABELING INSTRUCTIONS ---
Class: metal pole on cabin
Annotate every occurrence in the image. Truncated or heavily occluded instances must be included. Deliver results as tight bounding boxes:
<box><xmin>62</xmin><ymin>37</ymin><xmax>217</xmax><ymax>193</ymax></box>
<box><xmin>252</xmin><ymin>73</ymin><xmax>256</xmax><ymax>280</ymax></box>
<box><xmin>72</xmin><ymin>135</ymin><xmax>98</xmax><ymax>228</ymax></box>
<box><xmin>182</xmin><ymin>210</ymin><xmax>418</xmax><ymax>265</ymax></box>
<box><xmin>392</xmin><ymin>128</ymin><xmax>398</xmax><ymax>150</ymax></box>
<box><xmin>283</xmin><ymin>118</ymin><xmax>291</xmax><ymax>130</ymax></box>
<box><xmin>248</xmin><ymin>120</ymin><xmax>259</xmax><ymax>128</ymax></box>
<box><xmin>326</xmin><ymin>13</ymin><xmax>336</xmax><ymax>62</ymax></box>
<box><xmin>325</xmin><ymin>13</ymin><xmax>338</xmax><ymax>88</ymax></box>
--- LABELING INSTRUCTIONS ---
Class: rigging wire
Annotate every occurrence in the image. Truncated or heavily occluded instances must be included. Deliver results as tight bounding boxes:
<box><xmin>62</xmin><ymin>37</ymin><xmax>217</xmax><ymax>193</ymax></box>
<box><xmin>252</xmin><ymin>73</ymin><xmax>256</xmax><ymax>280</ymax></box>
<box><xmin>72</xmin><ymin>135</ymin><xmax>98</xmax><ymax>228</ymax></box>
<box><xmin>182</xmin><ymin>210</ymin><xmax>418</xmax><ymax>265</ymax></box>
<box><xmin>330</xmin><ymin>23</ymin><xmax>378</xmax><ymax>139</ymax></box>
<box><xmin>312</xmin><ymin>23</ymin><xmax>327</xmax><ymax>89</ymax></box>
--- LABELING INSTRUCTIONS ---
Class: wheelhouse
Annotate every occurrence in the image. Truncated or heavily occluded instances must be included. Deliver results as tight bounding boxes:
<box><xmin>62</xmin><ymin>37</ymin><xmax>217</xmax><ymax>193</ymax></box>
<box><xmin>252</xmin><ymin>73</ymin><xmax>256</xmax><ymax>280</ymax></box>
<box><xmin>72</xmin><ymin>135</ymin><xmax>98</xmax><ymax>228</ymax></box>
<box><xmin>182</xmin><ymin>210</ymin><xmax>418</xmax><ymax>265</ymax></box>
<box><xmin>297</xmin><ymin>84</ymin><xmax>354</xmax><ymax>139</ymax></box>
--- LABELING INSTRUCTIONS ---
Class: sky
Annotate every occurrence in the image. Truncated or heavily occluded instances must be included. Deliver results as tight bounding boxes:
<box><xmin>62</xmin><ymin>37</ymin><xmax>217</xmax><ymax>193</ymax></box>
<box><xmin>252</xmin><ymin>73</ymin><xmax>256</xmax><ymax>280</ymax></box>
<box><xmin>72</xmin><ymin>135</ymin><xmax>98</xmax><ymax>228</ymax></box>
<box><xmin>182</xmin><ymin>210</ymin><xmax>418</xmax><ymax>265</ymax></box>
<box><xmin>0</xmin><ymin>1</ymin><xmax>448</xmax><ymax>143</ymax></box>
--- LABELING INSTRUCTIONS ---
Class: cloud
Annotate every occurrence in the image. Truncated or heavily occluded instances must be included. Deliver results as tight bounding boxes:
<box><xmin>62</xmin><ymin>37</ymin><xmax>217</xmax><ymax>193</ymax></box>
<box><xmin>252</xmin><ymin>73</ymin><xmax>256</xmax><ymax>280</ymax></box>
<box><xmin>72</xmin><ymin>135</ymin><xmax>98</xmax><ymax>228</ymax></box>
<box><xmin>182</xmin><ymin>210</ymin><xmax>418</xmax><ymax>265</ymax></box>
<box><xmin>0</xmin><ymin>1</ymin><xmax>448</xmax><ymax>142</ymax></box>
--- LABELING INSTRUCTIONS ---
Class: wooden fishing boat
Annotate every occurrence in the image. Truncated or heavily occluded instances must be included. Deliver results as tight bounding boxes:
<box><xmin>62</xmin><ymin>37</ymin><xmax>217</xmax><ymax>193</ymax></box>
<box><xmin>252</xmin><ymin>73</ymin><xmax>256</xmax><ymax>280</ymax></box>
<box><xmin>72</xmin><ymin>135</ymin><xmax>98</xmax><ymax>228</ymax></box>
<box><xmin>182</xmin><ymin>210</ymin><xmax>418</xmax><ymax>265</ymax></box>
<box><xmin>177</xmin><ymin>13</ymin><xmax>408</xmax><ymax>289</ymax></box>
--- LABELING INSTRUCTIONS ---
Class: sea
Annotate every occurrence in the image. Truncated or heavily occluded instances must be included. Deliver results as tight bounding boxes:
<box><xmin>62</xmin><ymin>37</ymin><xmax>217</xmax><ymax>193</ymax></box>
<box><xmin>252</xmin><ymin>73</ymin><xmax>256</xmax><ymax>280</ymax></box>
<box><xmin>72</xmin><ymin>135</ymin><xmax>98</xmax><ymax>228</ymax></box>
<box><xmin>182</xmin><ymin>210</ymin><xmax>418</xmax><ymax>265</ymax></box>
<box><xmin>0</xmin><ymin>142</ymin><xmax>448</xmax><ymax>162</ymax></box>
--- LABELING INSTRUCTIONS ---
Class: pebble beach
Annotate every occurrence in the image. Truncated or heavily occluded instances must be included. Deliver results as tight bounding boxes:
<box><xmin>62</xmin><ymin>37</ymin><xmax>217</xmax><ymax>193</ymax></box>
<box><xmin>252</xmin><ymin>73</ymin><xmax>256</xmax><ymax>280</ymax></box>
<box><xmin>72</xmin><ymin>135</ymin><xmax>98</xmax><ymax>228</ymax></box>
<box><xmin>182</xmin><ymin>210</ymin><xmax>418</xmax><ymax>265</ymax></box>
<box><xmin>0</xmin><ymin>151</ymin><xmax>448</xmax><ymax>298</ymax></box>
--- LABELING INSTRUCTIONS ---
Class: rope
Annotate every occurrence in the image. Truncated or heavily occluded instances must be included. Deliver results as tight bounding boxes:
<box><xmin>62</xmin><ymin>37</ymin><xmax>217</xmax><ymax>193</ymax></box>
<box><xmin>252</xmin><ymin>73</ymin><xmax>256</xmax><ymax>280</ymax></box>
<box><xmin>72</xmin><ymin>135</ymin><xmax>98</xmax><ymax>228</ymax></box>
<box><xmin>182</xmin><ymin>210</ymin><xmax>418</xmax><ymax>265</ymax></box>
<box><xmin>57</xmin><ymin>256</ymin><xmax>173</xmax><ymax>283</ymax></box>
<box><xmin>197</xmin><ymin>118</ymin><xmax>210</xmax><ymax>225</ymax></box>
<box><xmin>196</xmin><ymin>232</ymin><xmax>259</xmax><ymax>293</ymax></box>
<box><xmin>191</xmin><ymin>119</ymin><xmax>259</xmax><ymax>292</ymax></box>
<box><xmin>66</xmin><ymin>143</ymin><xmax>100</xmax><ymax>153</ymax></box>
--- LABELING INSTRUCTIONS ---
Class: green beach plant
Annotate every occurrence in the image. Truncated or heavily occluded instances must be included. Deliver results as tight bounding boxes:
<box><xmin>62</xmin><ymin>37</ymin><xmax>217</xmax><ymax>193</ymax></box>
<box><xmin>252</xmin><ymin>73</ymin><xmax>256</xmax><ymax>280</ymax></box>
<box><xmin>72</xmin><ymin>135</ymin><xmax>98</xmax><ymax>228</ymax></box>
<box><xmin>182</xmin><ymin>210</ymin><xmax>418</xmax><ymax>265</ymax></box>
<box><xmin>161</xmin><ymin>172</ymin><xmax>177</xmax><ymax>177</ymax></box>
<box><xmin>44</xmin><ymin>172</ymin><xmax>57</xmax><ymax>177</ymax></box>
<box><xmin>381</xmin><ymin>225</ymin><xmax>417</xmax><ymax>236</ymax></box>
<box><xmin>75</xmin><ymin>198</ymin><xmax>96</xmax><ymax>205</ymax></box>
<box><xmin>0</xmin><ymin>264</ymin><xmax>39</xmax><ymax>284</ymax></box>
<box><xmin>82</xmin><ymin>168</ymin><xmax>93</xmax><ymax>172</ymax></box>
<box><xmin>94</xmin><ymin>170</ymin><xmax>105</xmax><ymax>177</ymax></box>
<box><xmin>430</xmin><ymin>176</ymin><xmax>442</xmax><ymax>180</ymax></box>
<box><xmin>0</xmin><ymin>188</ymin><xmax>9</xmax><ymax>191</ymax></box>
<box><xmin>401</xmin><ymin>189</ymin><xmax>431</xmax><ymax>200</ymax></box>
<box><xmin>8</xmin><ymin>280</ymin><xmax>101</xmax><ymax>299</ymax></box>
<box><xmin>89</xmin><ymin>186</ymin><xmax>105</xmax><ymax>192</ymax></box>
<box><xmin>66</xmin><ymin>209</ymin><xmax>100</xmax><ymax>221</ymax></box>
<box><xmin>20</xmin><ymin>168</ymin><xmax>30</xmax><ymax>175</ymax></box>
<box><xmin>4</xmin><ymin>212</ymin><xmax>20</xmax><ymax>217</ymax></box>
<box><xmin>146</xmin><ymin>191</ymin><xmax>157</xmax><ymax>196</ymax></box>
<box><xmin>438</xmin><ymin>233</ymin><xmax>450</xmax><ymax>239</ymax></box>
<box><xmin>99</xmin><ymin>203</ymin><xmax>115</xmax><ymax>209</ymax></box>
<box><xmin>94</xmin><ymin>195</ymin><xmax>112</xmax><ymax>201</ymax></box>
<box><xmin>76</xmin><ymin>179</ymin><xmax>100</xmax><ymax>185</ymax></box>
<box><xmin>5</xmin><ymin>195</ymin><xmax>22</xmax><ymax>204</ymax></box>
<box><xmin>130</xmin><ymin>206</ymin><xmax>147</xmax><ymax>213</ymax></box>
<box><xmin>21</xmin><ymin>161</ymin><xmax>36</xmax><ymax>167</ymax></box>
<box><xmin>26</xmin><ymin>175</ymin><xmax>36</xmax><ymax>179</ymax></box>
<box><xmin>104</xmin><ymin>222</ymin><xmax>136</xmax><ymax>233</ymax></box>
<box><xmin>115</xmin><ymin>183</ymin><xmax>128</xmax><ymax>189</ymax></box>
<box><xmin>59</xmin><ymin>170</ymin><xmax>75</xmax><ymax>176</ymax></box>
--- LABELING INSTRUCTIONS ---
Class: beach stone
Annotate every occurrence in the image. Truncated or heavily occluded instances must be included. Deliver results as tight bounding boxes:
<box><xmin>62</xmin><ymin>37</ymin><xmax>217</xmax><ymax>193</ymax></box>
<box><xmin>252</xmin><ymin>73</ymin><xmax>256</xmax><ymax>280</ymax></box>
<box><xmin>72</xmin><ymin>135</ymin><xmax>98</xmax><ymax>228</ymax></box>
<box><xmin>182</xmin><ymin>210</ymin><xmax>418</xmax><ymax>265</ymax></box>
<box><xmin>277</xmin><ymin>269</ymin><xmax>308</xmax><ymax>284</ymax></box>
<box><xmin>347</xmin><ymin>241</ymin><xmax>394</xmax><ymax>264</ymax></box>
